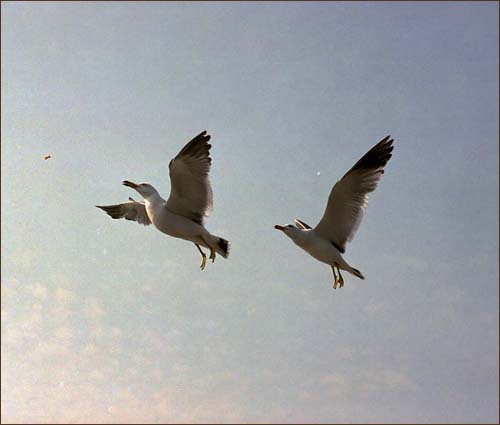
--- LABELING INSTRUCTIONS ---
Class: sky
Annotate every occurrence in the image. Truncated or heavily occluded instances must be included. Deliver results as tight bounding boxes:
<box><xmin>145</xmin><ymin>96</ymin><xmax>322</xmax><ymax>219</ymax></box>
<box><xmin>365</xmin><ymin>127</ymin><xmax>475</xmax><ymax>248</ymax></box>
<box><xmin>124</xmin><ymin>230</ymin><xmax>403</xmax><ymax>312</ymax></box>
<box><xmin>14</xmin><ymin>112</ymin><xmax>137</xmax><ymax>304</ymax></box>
<box><xmin>1</xmin><ymin>1</ymin><xmax>498</xmax><ymax>423</ymax></box>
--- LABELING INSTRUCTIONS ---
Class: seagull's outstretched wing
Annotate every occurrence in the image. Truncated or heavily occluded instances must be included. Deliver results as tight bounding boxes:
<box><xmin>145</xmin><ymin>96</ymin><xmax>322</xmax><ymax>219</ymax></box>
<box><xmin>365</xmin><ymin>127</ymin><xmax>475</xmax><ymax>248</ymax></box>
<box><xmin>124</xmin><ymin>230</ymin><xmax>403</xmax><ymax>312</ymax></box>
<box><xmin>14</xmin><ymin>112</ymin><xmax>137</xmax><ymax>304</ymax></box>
<box><xmin>166</xmin><ymin>131</ymin><xmax>213</xmax><ymax>224</ymax></box>
<box><xmin>96</xmin><ymin>198</ymin><xmax>151</xmax><ymax>226</ymax></box>
<box><xmin>313</xmin><ymin>136</ymin><xmax>394</xmax><ymax>253</ymax></box>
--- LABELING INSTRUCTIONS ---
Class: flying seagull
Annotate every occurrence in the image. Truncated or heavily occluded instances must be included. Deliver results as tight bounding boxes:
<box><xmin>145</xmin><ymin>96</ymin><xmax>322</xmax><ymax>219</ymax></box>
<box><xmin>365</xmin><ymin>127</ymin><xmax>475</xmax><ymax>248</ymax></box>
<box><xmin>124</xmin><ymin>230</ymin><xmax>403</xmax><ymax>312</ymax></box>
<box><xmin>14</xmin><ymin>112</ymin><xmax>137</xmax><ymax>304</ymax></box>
<box><xmin>274</xmin><ymin>135</ymin><xmax>394</xmax><ymax>289</ymax></box>
<box><xmin>97</xmin><ymin>131</ymin><xmax>229</xmax><ymax>270</ymax></box>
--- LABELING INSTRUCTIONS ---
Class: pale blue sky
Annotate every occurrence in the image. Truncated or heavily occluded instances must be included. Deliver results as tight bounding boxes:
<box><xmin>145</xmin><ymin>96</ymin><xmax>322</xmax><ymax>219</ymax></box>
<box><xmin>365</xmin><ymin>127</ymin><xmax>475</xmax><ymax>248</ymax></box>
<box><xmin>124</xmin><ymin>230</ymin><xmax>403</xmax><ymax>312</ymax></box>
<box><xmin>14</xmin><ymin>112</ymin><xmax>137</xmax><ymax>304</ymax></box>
<box><xmin>1</xmin><ymin>1</ymin><xmax>498</xmax><ymax>423</ymax></box>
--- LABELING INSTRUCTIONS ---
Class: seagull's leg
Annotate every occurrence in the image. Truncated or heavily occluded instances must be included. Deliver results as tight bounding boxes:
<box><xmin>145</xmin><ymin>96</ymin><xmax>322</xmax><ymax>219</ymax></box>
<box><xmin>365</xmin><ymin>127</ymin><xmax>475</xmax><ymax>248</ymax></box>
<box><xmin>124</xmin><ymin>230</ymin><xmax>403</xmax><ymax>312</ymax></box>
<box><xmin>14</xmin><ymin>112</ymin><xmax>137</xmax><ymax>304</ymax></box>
<box><xmin>331</xmin><ymin>266</ymin><xmax>338</xmax><ymax>289</ymax></box>
<box><xmin>336</xmin><ymin>265</ymin><xmax>345</xmax><ymax>288</ymax></box>
<box><xmin>209</xmin><ymin>248</ymin><xmax>216</xmax><ymax>263</ymax></box>
<box><xmin>195</xmin><ymin>244</ymin><xmax>207</xmax><ymax>270</ymax></box>
<box><xmin>198</xmin><ymin>235</ymin><xmax>216</xmax><ymax>264</ymax></box>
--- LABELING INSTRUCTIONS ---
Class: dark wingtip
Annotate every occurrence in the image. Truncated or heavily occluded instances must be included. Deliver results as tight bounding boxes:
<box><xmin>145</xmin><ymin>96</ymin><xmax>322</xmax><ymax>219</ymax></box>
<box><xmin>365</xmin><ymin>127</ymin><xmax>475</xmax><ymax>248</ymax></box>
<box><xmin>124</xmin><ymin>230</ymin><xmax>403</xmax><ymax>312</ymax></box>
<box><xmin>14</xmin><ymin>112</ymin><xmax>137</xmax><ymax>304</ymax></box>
<box><xmin>177</xmin><ymin>130</ymin><xmax>212</xmax><ymax>158</ymax></box>
<box><xmin>349</xmin><ymin>135</ymin><xmax>395</xmax><ymax>173</ymax></box>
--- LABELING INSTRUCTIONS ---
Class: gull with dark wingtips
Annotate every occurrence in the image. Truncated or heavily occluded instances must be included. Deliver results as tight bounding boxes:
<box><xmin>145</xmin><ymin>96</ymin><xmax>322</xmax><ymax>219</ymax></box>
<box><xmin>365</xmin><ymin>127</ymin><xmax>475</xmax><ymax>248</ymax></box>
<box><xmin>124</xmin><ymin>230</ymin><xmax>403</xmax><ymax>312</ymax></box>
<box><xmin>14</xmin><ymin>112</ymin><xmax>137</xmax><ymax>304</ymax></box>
<box><xmin>275</xmin><ymin>135</ymin><xmax>394</xmax><ymax>289</ymax></box>
<box><xmin>97</xmin><ymin>131</ymin><xmax>229</xmax><ymax>270</ymax></box>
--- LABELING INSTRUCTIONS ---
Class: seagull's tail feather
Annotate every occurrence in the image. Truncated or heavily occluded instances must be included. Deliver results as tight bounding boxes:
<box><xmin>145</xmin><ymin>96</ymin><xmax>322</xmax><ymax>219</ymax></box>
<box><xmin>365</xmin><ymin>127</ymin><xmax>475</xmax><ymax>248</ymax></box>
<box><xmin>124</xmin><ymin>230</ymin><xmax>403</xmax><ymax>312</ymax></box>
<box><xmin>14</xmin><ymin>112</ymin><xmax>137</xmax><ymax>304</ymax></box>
<box><xmin>202</xmin><ymin>232</ymin><xmax>230</xmax><ymax>259</ymax></box>
<box><xmin>216</xmin><ymin>237</ymin><xmax>230</xmax><ymax>259</ymax></box>
<box><xmin>349</xmin><ymin>267</ymin><xmax>365</xmax><ymax>280</ymax></box>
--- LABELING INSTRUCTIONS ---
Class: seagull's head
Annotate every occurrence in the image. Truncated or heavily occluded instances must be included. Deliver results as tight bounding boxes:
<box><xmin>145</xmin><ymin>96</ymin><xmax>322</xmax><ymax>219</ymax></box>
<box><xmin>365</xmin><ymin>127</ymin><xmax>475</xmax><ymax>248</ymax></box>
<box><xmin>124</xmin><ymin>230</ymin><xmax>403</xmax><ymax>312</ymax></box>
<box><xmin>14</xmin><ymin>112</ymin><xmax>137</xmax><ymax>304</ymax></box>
<box><xmin>122</xmin><ymin>181</ymin><xmax>158</xmax><ymax>199</ymax></box>
<box><xmin>274</xmin><ymin>223</ymin><xmax>301</xmax><ymax>241</ymax></box>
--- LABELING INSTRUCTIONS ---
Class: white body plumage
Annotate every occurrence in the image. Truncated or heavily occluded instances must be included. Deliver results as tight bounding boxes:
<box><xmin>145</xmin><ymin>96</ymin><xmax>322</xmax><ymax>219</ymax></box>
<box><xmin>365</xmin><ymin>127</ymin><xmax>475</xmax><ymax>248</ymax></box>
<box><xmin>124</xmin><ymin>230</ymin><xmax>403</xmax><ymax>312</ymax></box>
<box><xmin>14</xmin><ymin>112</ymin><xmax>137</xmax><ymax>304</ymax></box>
<box><xmin>144</xmin><ymin>192</ymin><xmax>225</xmax><ymax>256</ymax></box>
<box><xmin>277</xmin><ymin>227</ymin><xmax>354</xmax><ymax>273</ymax></box>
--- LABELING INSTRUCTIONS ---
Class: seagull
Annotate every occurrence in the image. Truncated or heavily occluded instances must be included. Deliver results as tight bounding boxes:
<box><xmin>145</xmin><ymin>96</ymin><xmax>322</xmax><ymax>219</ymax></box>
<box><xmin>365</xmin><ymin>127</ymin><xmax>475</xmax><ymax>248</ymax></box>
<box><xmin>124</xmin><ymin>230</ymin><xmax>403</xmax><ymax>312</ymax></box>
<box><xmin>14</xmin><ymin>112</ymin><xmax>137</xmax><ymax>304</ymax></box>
<box><xmin>97</xmin><ymin>131</ymin><xmax>229</xmax><ymax>270</ymax></box>
<box><xmin>274</xmin><ymin>136</ymin><xmax>394</xmax><ymax>289</ymax></box>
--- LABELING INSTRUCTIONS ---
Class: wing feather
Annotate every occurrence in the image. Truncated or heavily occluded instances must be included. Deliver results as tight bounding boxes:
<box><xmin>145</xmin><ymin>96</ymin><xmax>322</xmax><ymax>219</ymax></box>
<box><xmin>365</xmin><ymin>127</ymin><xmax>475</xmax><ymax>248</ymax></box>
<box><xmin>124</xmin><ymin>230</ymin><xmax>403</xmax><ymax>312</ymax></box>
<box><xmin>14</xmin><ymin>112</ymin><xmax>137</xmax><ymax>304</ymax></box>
<box><xmin>294</xmin><ymin>219</ymin><xmax>312</xmax><ymax>230</ymax></box>
<box><xmin>165</xmin><ymin>131</ymin><xmax>213</xmax><ymax>224</ymax></box>
<box><xmin>313</xmin><ymin>136</ymin><xmax>394</xmax><ymax>253</ymax></box>
<box><xmin>96</xmin><ymin>200</ymin><xmax>151</xmax><ymax>226</ymax></box>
